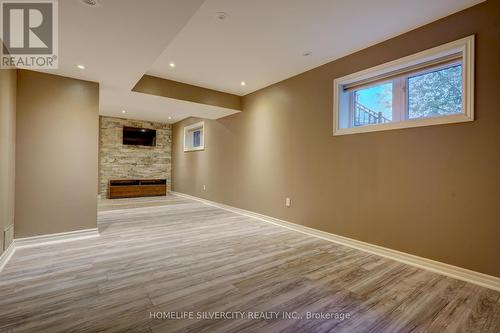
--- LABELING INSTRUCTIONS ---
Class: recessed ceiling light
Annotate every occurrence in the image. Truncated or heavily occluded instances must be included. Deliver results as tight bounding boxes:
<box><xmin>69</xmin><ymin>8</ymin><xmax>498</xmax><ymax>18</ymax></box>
<box><xmin>168</xmin><ymin>116</ymin><xmax>172</xmax><ymax>120</ymax></box>
<box><xmin>122</xmin><ymin>110</ymin><xmax>126</xmax><ymax>114</ymax></box>
<box><xmin>141</xmin><ymin>129</ymin><xmax>146</xmax><ymax>132</ymax></box>
<box><xmin>240</xmin><ymin>81</ymin><xmax>246</xmax><ymax>86</ymax></box>
<box><xmin>169</xmin><ymin>62</ymin><xmax>175</xmax><ymax>68</ymax></box>
<box><xmin>76</xmin><ymin>64</ymin><xmax>85</xmax><ymax>69</ymax></box>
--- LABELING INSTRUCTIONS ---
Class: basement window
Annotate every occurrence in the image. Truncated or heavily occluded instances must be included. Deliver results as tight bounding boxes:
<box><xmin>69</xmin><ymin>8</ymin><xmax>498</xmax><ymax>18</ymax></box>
<box><xmin>333</xmin><ymin>35</ymin><xmax>474</xmax><ymax>136</ymax></box>
<box><xmin>184</xmin><ymin>121</ymin><xmax>205</xmax><ymax>152</ymax></box>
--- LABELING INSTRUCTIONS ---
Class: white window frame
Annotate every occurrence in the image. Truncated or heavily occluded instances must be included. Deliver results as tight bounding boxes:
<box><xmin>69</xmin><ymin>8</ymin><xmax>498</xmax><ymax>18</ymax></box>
<box><xmin>183</xmin><ymin>121</ymin><xmax>205</xmax><ymax>152</ymax></box>
<box><xmin>333</xmin><ymin>35</ymin><xmax>474</xmax><ymax>136</ymax></box>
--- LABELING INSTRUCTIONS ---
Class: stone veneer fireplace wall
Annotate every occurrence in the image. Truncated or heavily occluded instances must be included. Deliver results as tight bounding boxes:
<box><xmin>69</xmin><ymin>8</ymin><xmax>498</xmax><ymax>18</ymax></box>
<box><xmin>99</xmin><ymin>116</ymin><xmax>172</xmax><ymax>197</ymax></box>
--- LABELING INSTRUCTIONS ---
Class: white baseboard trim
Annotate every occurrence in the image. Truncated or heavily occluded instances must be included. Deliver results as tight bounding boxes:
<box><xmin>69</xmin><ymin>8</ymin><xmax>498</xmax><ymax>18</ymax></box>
<box><xmin>14</xmin><ymin>228</ymin><xmax>100</xmax><ymax>249</ymax></box>
<box><xmin>0</xmin><ymin>243</ymin><xmax>16</xmax><ymax>272</ymax></box>
<box><xmin>172</xmin><ymin>191</ymin><xmax>500</xmax><ymax>292</ymax></box>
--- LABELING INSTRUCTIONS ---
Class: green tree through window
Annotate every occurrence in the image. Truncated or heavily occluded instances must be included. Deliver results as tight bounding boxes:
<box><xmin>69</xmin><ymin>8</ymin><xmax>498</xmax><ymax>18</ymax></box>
<box><xmin>408</xmin><ymin>65</ymin><xmax>462</xmax><ymax>119</ymax></box>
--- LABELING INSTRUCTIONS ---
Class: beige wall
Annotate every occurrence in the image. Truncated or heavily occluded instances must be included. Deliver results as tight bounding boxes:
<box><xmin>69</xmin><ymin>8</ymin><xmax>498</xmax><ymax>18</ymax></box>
<box><xmin>172</xmin><ymin>1</ymin><xmax>500</xmax><ymax>277</ymax></box>
<box><xmin>15</xmin><ymin>70</ymin><xmax>99</xmax><ymax>238</ymax></box>
<box><xmin>99</xmin><ymin>116</ymin><xmax>172</xmax><ymax>196</ymax></box>
<box><xmin>0</xmin><ymin>69</ymin><xmax>17</xmax><ymax>253</ymax></box>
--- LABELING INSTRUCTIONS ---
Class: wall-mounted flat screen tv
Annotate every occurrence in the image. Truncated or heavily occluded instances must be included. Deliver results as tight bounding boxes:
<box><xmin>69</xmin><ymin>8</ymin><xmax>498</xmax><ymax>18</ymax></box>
<box><xmin>123</xmin><ymin>126</ymin><xmax>156</xmax><ymax>146</ymax></box>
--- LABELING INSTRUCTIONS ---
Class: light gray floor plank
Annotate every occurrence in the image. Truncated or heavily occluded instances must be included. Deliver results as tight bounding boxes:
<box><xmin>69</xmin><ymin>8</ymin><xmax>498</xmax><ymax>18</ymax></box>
<box><xmin>0</xmin><ymin>195</ymin><xmax>498</xmax><ymax>332</ymax></box>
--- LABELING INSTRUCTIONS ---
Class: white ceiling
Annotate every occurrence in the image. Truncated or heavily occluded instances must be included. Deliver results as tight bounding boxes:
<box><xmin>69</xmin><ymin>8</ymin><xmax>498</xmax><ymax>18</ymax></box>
<box><xmin>47</xmin><ymin>0</ymin><xmax>203</xmax><ymax>90</ymax></box>
<box><xmin>149</xmin><ymin>0</ymin><xmax>484</xmax><ymax>96</ymax></box>
<box><xmin>38</xmin><ymin>0</ymin><xmax>483</xmax><ymax>122</ymax></box>
<box><xmin>39</xmin><ymin>0</ymin><xmax>238</xmax><ymax>123</ymax></box>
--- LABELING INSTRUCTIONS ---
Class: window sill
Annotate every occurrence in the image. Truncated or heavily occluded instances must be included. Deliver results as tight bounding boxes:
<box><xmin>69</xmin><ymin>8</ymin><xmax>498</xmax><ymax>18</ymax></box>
<box><xmin>333</xmin><ymin>113</ymin><xmax>473</xmax><ymax>136</ymax></box>
<box><xmin>184</xmin><ymin>146</ymin><xmax>205</xmax><ymax>152</ymax></box>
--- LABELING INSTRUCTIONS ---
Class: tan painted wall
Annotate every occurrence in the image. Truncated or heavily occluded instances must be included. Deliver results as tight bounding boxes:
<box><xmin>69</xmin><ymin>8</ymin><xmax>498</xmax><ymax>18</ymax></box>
<box><xmin>15</xmin><ymin>70</ymin><xmax>99</xmax><ymax>238</ymax></box>
<box><xmin>172</xmin><ymin>1</ymin><xmax>500</xmax><ymax>277</ymax></box>
<box><xmin>0</xmin><ymin>69</ymin><xmax>17</xmax><ymax>253</ymax></box>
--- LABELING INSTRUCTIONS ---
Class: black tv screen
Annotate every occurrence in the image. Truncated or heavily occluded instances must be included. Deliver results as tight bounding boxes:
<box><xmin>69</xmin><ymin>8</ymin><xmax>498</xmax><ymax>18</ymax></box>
<box><xmin>123</xmin><ymin>127</ymin><xmax>156</xmax><ymax>146</ymax></box>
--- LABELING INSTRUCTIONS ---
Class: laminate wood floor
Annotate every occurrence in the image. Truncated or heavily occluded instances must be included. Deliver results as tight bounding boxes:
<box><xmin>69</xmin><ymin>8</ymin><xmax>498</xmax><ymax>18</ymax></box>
<box><xmin>1</xmin><ymin>195</ymin><xmax>499</xmax><ymax>332</ymax></box>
